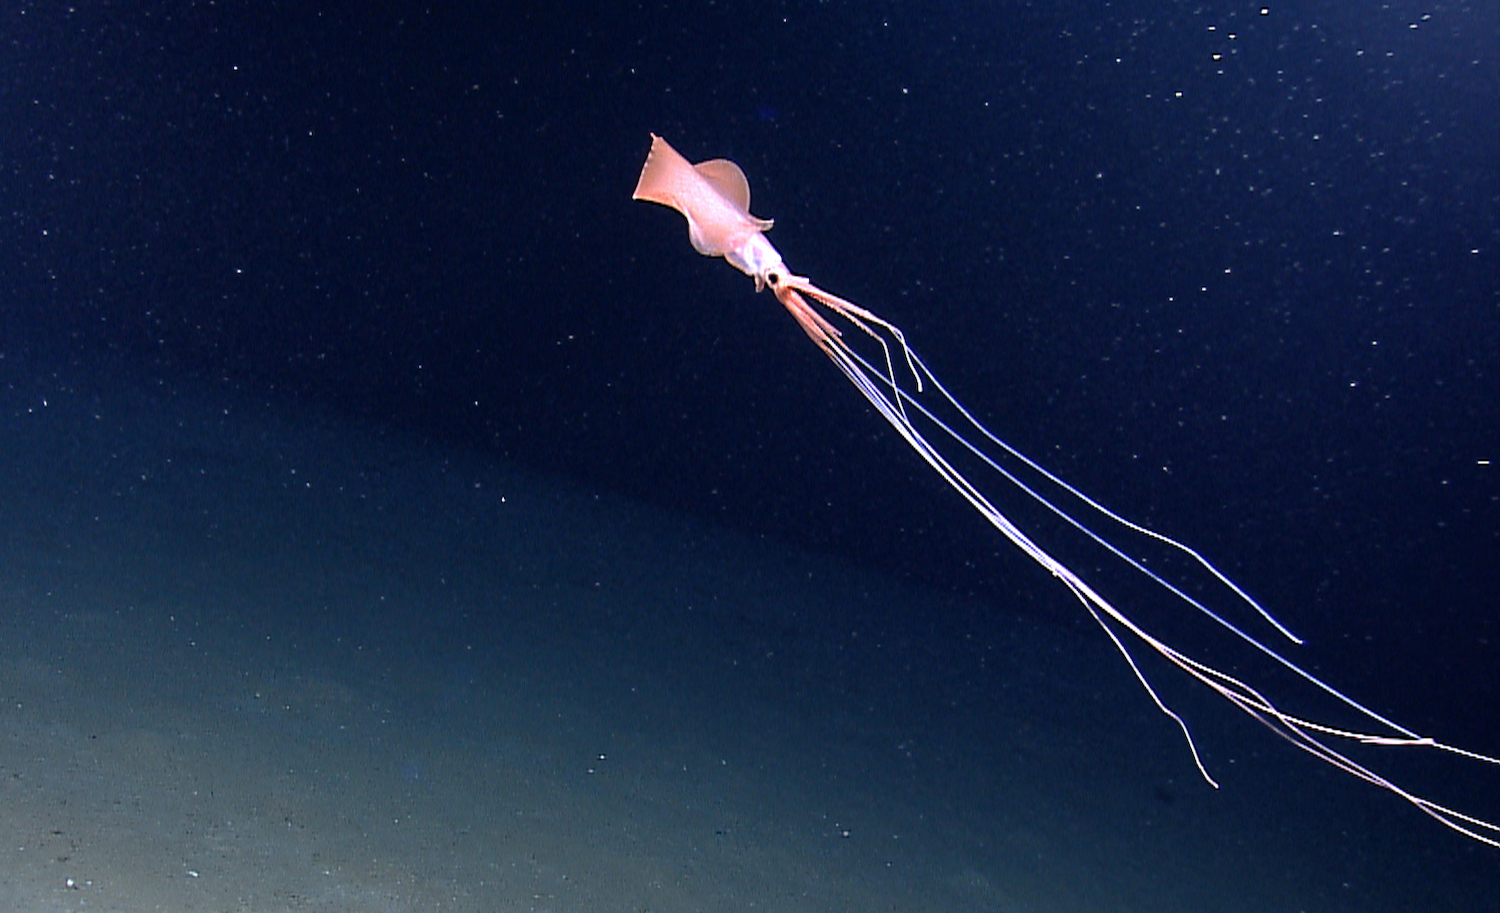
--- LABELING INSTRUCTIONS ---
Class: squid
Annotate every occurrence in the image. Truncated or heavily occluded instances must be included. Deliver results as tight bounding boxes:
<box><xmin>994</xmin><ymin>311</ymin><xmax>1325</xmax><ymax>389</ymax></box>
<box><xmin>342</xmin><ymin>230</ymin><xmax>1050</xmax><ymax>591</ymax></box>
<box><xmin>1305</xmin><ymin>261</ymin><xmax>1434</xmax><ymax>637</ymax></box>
<box><xmin>632</xmin><ymin>133</ymin><xmax>1499</xmax><ymax>847</ymax></box>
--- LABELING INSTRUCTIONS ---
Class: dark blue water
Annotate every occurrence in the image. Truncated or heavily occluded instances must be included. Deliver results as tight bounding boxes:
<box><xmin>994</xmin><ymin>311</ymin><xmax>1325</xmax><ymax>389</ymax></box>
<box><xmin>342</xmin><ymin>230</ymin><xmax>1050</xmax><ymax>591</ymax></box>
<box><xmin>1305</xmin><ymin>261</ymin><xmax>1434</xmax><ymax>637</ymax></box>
<box><xmin>1</xmin><ymin>2</ymin><xmax>1495</xmax><ymax>908</ymax></box>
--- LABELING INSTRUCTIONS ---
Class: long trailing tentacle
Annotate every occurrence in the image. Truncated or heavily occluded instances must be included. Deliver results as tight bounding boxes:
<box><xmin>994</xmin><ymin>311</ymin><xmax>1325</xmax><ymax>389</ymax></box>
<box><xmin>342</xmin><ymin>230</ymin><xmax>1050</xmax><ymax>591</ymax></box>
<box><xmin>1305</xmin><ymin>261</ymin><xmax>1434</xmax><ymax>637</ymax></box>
<box><xmin>765</xmin><ymin>272</ymin><xmax>1500</xmax><ymax>849</ymax></box>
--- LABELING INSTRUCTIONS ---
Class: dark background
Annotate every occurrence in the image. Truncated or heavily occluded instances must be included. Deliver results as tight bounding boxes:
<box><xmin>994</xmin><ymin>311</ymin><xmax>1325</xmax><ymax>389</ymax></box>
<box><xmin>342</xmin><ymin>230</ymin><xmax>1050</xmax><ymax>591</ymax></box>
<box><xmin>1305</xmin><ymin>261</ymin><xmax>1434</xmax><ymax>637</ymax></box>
<box><xmin>3</xmin><ymin>2</ymin><xmax>1496</xmax><ymax>745</ymax></box>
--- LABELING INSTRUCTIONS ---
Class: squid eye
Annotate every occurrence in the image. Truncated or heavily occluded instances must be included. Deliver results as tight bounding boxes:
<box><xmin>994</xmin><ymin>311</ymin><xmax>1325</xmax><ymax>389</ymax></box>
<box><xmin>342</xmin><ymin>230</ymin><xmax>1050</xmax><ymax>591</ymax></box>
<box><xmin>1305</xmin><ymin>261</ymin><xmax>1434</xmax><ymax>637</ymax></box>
<box><xmin>766</xmin><ymin>271</ymin><xmax>781</xmax><ymax>286</ymax></box>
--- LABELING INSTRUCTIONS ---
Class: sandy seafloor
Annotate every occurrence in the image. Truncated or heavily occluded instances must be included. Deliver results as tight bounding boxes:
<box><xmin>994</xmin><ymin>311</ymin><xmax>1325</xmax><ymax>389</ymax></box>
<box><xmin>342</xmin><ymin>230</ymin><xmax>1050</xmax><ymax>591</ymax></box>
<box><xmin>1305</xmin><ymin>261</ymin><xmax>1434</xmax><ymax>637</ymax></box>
<box><xmin>0</xmin><ymin>363</ymin><xmax>1493</xmax><ymax>913</ymax></box>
